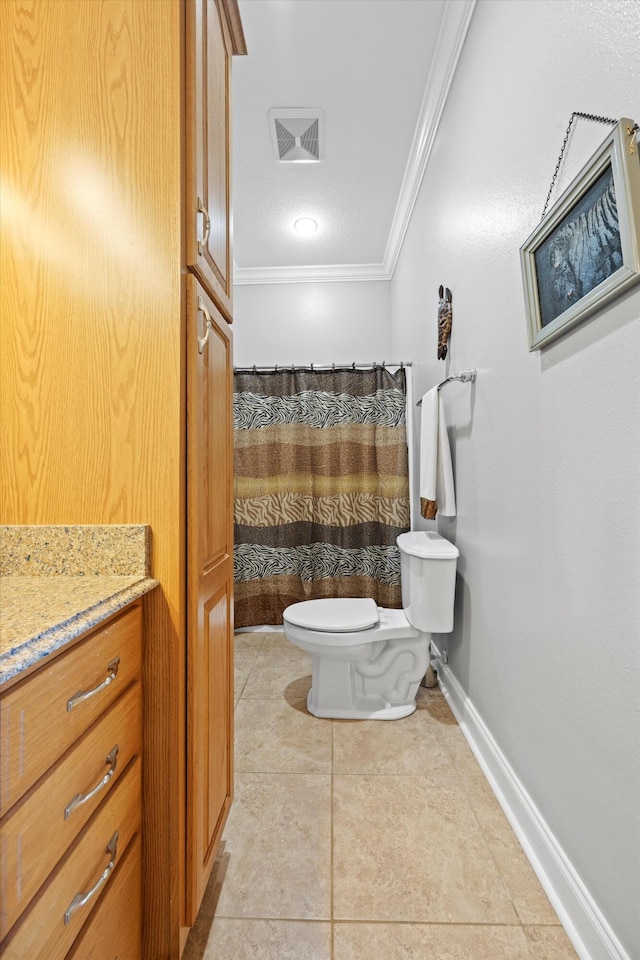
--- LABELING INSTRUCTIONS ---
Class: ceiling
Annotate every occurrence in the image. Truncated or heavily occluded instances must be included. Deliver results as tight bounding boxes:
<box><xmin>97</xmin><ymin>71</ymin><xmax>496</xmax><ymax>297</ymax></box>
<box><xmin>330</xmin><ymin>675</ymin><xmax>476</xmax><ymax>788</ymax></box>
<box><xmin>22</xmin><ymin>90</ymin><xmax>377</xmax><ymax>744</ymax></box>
<box><xmin>231</xmin><ymin>0</ymin><xmax>475</xmax><ymax>285</ymax></box>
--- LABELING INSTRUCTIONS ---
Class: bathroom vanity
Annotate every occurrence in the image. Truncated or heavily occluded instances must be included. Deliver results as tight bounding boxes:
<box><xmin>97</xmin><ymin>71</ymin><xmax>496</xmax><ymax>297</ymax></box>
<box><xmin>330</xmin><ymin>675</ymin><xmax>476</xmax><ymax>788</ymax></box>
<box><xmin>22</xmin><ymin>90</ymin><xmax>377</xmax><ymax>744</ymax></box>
<box><xmin>0</xmin><ymin>526</ymin><xmax>157</xmax><ymax>959</ymax></box>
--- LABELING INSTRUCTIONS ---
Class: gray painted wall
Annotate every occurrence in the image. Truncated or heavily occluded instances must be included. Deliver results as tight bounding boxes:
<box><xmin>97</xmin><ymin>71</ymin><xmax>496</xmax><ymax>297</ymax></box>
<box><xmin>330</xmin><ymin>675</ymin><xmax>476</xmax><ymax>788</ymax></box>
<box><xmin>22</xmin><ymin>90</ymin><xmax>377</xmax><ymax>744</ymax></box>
<box><xmin>391</xmin><ymin>2</ymin><xmax>640</xmax><ymax>957</ymax></box>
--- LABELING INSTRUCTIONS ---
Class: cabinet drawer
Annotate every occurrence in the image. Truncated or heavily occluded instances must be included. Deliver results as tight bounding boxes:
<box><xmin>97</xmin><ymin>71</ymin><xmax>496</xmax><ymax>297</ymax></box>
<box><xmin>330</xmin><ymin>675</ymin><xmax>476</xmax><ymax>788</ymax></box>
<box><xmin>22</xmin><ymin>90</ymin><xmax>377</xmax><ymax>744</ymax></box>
<box><xmin>0</xmin><ymin>757</ymin><xmax>141</xmax><ymax>960</ymax></box>
<box><xmin>66</xmin><ymin>832</ymin><xmax>142</xmax><ymax>960</ymax></box>
<box><xmin>0</xmin><ymin>682</ymin><xmax>141</xmax><ymax>939</ymax></box>
<box><xmin>0</xmin><ymin>604</ymin><xmax>141</xmax><ymax>814</ymax></box>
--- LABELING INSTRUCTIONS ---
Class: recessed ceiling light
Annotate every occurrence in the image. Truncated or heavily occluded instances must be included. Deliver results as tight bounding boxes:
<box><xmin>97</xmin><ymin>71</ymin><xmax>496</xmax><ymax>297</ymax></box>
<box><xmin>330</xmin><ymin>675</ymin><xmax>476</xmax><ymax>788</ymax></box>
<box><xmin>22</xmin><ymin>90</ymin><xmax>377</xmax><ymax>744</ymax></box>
<box><xmin>294</xmin><ymin>217</ymin><xmax>318</xmax><ymax>235</ymax></box>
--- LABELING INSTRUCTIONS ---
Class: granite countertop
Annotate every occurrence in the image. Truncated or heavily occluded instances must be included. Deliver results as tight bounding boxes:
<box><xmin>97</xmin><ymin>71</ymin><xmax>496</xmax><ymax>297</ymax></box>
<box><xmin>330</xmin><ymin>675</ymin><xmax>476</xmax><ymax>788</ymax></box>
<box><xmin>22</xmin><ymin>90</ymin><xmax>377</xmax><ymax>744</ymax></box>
<box><xmin>0</xmin><ymin>525</ymin><xmax>158</xmax><ymax>687</ymax></box>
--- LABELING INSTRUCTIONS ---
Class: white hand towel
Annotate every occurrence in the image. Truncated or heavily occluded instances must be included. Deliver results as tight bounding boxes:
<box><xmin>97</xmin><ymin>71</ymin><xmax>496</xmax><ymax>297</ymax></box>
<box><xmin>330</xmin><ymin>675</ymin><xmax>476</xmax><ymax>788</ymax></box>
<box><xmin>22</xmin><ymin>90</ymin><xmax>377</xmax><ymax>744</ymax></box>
<box><xmin>419</xmin><ymin>387</ymin><xmax>456</xmax><ymax>519</ymax></box>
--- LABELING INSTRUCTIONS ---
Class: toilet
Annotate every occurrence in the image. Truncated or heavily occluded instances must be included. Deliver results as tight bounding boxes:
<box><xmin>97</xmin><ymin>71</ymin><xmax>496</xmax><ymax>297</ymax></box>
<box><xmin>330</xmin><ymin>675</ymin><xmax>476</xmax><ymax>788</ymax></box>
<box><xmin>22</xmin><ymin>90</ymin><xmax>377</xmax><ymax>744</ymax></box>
<box><xmin>282</xmin><ymin>531</ymin><xmax>459</xmax><ymax>720</ymax></box>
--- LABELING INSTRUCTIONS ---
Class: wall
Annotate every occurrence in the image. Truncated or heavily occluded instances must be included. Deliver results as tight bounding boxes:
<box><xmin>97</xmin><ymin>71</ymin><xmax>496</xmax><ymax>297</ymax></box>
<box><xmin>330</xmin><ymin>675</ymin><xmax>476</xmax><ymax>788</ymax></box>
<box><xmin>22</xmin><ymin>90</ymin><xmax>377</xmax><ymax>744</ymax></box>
<box><xmin>390</xmin><ymin>2</ymin><xmax>639</xmax><ymax>958</ymax></box>
<box><xmin>233</xmin><ymin>279</ymin><xmax>392</xmax><ymax>365</ymax></box>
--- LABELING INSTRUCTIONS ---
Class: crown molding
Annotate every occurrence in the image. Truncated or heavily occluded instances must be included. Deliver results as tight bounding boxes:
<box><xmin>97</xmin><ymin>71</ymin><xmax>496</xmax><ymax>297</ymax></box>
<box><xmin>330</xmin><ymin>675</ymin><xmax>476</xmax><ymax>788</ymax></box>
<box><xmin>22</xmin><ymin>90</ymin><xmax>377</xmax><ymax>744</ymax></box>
<box><xmin>383</xmin><ymin>0</ymin><xmax>477</xmax><ymax>277</ymax></box>
<box><xmin>233</xmin><ymin>261</ymin><xmax>391</xmax><ymax>285</ymax></box>
<box><xmin>233</xmin><ymin>0</ymin><xmax>477</xmax><ymax>287</ymax></box>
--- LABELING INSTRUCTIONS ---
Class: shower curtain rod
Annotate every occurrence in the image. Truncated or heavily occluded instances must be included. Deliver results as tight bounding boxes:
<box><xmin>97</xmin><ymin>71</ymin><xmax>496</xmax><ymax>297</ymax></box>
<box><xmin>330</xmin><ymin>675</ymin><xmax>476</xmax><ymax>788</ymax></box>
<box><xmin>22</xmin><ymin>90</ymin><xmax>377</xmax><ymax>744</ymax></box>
<box><xmin>416</xmin><ymin>369</ymin><xmax>477</xmax><ymax>406</ymax></box>
<box><xmin>233</xmin><ymin>361</ymin><xmax>413</xmax><ymax>372</ymax></box>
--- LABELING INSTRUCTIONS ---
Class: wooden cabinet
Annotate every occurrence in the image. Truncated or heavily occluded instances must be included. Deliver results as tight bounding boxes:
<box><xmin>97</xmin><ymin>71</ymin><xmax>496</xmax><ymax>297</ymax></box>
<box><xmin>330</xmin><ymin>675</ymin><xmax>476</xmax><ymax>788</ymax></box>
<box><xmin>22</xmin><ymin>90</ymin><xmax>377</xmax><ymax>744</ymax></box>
<box><xmin>186</xmin><ymin>277</ymin><xmax>234</xmax><ymax>922</ymax></box>
<box><xmin>0</xmin><ymin>605</ymin><xmax>143</xmax><ymax>959</ymax></box>
<box><xmin>0</xmin><ymin>1</ymin><xmax>246</xmax><ymax>957</ymax></box>
<box><xmin>187</xmin><ymin>0</ymin><xmax>235</xmax><ymax>321</ymax></box>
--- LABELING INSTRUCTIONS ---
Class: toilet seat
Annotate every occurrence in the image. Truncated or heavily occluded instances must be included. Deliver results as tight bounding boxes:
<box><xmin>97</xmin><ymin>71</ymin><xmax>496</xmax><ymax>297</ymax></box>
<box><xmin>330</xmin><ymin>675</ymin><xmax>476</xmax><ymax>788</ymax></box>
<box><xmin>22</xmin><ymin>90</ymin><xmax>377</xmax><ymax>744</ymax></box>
<box><xmin>283</xmin><ymin>597</ymin><xmax>379</xmax><ymax>633</ymax></box>
<box><xmin>283</xmin><ymin>603</ymin><xmax>417</xmax><ymax>648</ymax></box>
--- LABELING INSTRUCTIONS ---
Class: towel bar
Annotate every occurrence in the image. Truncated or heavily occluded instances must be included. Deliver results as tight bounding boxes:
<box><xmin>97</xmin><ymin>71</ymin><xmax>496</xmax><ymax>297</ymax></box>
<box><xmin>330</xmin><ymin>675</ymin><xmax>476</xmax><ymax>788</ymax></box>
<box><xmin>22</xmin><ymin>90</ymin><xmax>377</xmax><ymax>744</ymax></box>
<box><xmin>416</xmin><ymin>369</ymin><xmax>477</xmax><ymax>406</ymax></box>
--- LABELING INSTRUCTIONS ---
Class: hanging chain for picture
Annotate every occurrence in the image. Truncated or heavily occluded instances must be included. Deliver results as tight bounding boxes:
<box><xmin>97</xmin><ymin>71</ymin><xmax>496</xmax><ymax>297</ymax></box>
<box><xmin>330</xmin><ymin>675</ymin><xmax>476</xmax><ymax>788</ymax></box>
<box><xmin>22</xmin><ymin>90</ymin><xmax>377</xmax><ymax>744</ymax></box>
<box><xmin>540</xmin><ymin>111</ymin><xmax>618</xmax><ymax>220</ymax></box>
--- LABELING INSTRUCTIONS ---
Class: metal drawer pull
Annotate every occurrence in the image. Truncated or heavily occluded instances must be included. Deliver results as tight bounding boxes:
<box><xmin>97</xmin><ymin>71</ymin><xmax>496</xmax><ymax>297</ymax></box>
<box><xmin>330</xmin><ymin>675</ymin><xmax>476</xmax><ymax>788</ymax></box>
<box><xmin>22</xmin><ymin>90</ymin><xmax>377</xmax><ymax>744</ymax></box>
<box><xmin>197</xmin><ymin>196</ymin><xmax>211</xmax><ymax>254</ymax></box>
<box><xmin>197</xmin><ymin>296</ymin><xmax>214</xmax><ymax>353</ymax></box>
<box><xmin>64</xmin><ymin>745</ymin><xmax>119</xmax><ymax>819</ymax></box>
<box><xmin>67</xmin><ymin>657</ymin><xmax>121</xmax><ymax>712</ymax></box>
<box><xmin>64</xmin><ymin>830</ymin><xmax>119</xmax><ymax>924</ymax></box>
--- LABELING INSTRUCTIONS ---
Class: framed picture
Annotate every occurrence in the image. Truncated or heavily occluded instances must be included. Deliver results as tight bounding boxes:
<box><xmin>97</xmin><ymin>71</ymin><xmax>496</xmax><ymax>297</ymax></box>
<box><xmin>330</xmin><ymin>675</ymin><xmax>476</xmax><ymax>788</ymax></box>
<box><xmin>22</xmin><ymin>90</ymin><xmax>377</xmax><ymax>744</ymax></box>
<box><xmin>521</xmin><ymin>117</ymin><xmax>640</xmax><ymax>350</ymax></box>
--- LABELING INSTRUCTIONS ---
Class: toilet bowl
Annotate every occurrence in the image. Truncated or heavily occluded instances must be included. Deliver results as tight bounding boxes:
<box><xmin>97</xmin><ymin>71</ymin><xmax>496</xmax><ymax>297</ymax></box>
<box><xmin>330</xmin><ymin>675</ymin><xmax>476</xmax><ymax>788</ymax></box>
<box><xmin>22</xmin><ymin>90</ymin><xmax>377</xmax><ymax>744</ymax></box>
<box><xmin>283</xmin><ymin>531</ymin><xmax>459</xmax><ymax>720</ymax></box>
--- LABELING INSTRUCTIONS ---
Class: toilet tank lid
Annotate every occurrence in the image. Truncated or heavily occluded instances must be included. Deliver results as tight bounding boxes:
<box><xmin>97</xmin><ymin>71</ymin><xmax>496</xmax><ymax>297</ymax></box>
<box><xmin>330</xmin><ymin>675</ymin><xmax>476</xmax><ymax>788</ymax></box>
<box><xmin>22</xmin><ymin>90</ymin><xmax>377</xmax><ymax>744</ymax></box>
<box><xmin>283</xmin><ymin>598</ymin><xmax>379</xmax><ymax>632</ymax></box>
<box><xmin>397</xmin><ymin>531</ymin><xmax>459</xmax><ymax>559</ymax></box>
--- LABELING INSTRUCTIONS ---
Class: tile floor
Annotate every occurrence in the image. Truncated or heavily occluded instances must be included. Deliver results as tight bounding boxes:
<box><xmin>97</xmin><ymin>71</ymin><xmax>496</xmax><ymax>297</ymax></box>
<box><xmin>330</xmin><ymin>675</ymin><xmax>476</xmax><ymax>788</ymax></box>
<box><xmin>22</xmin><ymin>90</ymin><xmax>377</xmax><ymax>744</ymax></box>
<box><xmin>183</xmin><ymin>632</ymin><xmax>580</xmax><ymax>960</ymax></box>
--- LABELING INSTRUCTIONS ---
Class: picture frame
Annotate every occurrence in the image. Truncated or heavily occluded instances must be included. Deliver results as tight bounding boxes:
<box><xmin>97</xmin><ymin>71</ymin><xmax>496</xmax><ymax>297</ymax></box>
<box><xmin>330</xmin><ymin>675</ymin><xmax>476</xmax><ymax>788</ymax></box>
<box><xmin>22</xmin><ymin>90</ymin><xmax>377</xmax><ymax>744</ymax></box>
<box><xmin>520</xmin><ymin>117</ymin><xmax>640</xmax><ymax>350</ymax></box>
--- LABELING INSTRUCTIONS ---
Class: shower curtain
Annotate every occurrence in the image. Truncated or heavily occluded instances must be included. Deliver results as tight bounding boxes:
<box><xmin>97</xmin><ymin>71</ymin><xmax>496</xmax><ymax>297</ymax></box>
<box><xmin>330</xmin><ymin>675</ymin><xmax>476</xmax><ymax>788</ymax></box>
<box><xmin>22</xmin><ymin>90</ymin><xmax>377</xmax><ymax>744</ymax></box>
<box><xmin>233</xmin><ymin>365</ymin><xmax>410</xmax><ymax>627</ymax></box>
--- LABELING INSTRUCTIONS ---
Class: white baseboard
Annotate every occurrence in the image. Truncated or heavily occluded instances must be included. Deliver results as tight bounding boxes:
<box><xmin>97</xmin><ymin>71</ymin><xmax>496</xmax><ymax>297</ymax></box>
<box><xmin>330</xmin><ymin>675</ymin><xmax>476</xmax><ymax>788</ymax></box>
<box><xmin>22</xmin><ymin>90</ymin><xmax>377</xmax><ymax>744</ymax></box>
<box><xmin>431</xmin><ymin>649</ymin><xmax>631</xmax><ymax>960</ymax></box>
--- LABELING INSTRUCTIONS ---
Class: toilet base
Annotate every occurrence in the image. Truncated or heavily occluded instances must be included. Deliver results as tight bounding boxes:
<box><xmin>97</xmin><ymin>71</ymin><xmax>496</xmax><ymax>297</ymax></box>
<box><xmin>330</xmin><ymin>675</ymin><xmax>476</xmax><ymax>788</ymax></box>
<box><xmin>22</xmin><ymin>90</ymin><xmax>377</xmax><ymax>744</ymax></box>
<box><xmin>301</xmin><ymin>631</ymin><xmax>428</xmax><ymax>721</ymax></box>
<box><xmin>306</xmin><ymin>689</ymin><xmax>416</xmax><ymax>720</ymax></box>
<box><xmin>283</xmin><ymin>606</ymin><xmax>430</xmax><ymax>721</ymax></box>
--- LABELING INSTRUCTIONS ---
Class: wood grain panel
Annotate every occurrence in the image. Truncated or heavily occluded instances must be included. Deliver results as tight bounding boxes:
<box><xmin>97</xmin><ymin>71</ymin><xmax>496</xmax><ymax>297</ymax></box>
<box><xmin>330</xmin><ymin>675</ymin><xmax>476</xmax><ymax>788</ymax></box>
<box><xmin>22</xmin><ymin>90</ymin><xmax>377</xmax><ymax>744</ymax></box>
<box><xmin>204</xmin><ymin>582</ymin><xmax>233</xmax><ymax>859</ymax></box>
<box><xmin>0</xmin><ymin>0</ymin><xmax>183</xmax><ymax>530</ymax></box>
<box><xmin>187</xmin><ymin>280</ymin><xmax>233</xmax><ymax>572</ymax></box>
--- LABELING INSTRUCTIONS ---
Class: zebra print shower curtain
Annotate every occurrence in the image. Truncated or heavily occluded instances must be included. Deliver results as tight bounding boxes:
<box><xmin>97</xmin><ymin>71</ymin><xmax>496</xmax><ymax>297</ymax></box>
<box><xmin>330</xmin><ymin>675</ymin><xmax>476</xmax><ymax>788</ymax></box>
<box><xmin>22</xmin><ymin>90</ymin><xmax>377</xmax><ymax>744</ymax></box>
<box><xmin>233</xmin><ymin>366</ymin><xmax>410</xmax><ymax>627</ymax></box>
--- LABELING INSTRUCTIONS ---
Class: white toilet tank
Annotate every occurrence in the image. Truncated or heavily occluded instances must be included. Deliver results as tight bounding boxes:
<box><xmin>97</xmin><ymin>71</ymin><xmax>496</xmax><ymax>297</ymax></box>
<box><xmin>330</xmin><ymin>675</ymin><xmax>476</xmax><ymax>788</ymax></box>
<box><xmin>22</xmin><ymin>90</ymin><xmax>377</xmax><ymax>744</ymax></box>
<box><xmin>397</xmin><ymin>531</ymin><xmax>459</xmax><ymax>633</ymax></box>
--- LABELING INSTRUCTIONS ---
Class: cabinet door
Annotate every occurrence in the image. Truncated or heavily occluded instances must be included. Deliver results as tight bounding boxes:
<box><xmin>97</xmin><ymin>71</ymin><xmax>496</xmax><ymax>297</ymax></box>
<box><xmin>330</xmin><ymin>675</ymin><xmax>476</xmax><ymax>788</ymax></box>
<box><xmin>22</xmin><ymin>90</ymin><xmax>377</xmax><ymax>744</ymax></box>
<box><xmin>185</xmin><ymin>275</ymin><xmax>234</xmax><ymax>925</ymax></box>
<box><xmin>186</xmin><ymin>0</ymin><xmax>233</xmax><ymax>321</ymax></box>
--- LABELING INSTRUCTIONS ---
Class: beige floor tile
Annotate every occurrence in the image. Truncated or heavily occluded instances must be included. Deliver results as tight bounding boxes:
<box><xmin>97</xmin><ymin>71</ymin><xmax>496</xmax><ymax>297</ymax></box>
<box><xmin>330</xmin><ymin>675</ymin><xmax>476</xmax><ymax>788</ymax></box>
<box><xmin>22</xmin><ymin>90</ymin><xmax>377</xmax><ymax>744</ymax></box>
<box><xmin>333</xmin><ymin>774</ymin><xmax>518</xmax><ymax>923</ymax></box>
<box><xmin>234</xmin><ymin>633</ymin><xmax>266</xmax><ymax>701</ymax></box>
<box><xmin>463</xmin><ymin>776</ymin><xmax>561</xmax><ymax>924</ymax></box>
<box><xmin>234</xmin><ymin>631</ymin><xmax>266</xmax><ymax>660</ymax></box>
<box><xmin>241</xmin><ymin>656</ymin><xmax>312</xmax><ymax>701</ymax></box>
<box><xmin>234</xmin><ymin>660</ymin><xmax>252</xmax><ymax>703</ymax></box>
<box><xmin>206</xmin><ymin>650</ymin><xmax>577</xmax><ymax>956</ymax></box>
<box><xmin>415</xmin><ymin>681</ymin><xmax>446</xmax><ymax>703</ymax></box>
<box><xmin>439</xmin><ymin>722</ymin><xmax>484</xmax><ymax>776</ymax></box>
<box><xmin>416</xmin><ymin>684</ymin><xmax>457</xmax><ymax>721</ymax></box>
<box><xmin>258</xmin><ymin>631</ymin><xmax>304</xmax><ymax>659</ymax></box>
<box><xmin>333</xmin><ymin>922</ymin><xmax>535</xmax><ymax>959</ymax></box>
<box><xmin>234</xmin><ymin>698</ymin><xmax>332</xmax><ymax>773</ymax></box>
<box><xmin>183</xmin><ymin>917</ymin><xmax>331</xmax><ymax>960</ymax></box>
<box><xmin>332</xmin><ymin>710</ymin><xmax>457</xmax><ymax>777</ymax></box>
<box><xmin>524</xmin><ymin>925</ymin><xmax>581</xmax><ymax>959</ymax></box>
<box><xmin>212</xmin><ymin>772</ymin><xmax>332</xmax><ymax>920</ymax></box>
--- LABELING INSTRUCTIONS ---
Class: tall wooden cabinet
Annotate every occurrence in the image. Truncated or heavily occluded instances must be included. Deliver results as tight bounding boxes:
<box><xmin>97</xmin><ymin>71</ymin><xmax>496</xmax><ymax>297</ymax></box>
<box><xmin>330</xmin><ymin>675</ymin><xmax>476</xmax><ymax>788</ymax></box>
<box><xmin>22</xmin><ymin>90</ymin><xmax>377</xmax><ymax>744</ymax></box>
<box><xmin>0</xmin><ymin>1</ymin><xmax>246</xmax><ymax>956</ymax></box>
<box><xmin>185</xmin><ymin>276</ymin><xmax>235</xmax><ymax>922</ymax></box>
<box><xmin>187</xmin><ymin>0</ymin><xmax>235</xmax><ymax>320</ymax></box>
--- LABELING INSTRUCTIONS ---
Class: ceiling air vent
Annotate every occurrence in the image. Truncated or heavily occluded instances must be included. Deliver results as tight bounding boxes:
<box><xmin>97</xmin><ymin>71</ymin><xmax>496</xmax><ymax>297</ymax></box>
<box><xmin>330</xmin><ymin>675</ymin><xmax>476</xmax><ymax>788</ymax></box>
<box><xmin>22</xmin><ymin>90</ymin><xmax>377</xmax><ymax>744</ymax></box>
<box><xmin>269</xmin><ymin>108</ymin><xmax>325</xmax><ymax>163</ymax></box>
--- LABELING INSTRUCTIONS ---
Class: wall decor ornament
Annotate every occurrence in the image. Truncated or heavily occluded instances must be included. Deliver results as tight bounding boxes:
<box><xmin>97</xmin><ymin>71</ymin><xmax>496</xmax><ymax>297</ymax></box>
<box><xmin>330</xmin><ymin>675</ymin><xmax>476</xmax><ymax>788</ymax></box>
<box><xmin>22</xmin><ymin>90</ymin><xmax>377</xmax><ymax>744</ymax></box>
<box><xmin>520</xmin><ymin>117</ymin><xmax>640</xmax><ymax>350</ymax></box>
<box><xmin>437</xmin><ymin>285</ymin><xmax>452</xmax><ymax>359</ymax></box>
